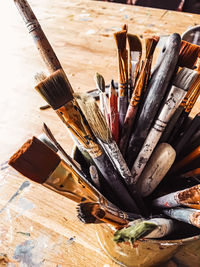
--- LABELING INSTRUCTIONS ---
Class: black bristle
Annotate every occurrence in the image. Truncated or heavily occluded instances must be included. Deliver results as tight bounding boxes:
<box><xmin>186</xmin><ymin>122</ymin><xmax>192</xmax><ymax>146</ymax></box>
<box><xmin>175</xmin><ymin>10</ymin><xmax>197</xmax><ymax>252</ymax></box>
<box><xmin>76</xmin><ymin>203</ymin><xmax>97</xmax><ymax>224</ymax></box>
<box><xmin>35</xmin><ymin>69</ymin><xmax>73</xmax><ymax>110</ymax></box>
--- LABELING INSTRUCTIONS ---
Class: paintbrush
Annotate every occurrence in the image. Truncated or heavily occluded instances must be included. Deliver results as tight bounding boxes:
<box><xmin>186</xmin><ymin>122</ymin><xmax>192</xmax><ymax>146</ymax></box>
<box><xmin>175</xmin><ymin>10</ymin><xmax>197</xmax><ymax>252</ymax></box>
<box><xmin>8</xmin><ymin>136</ymin><xmax>102</xmax><ymax>204</ymax></box>
<box><xmin>174</xmin><ymin>113</ymin><xmax>200</xmax><ymax>156</ymax></box>
<box><xmin>168</xmin><ymin>77</ymin><xmax>200</xmax><ymax>145</ymax></box>
<box><xmin>76</xmin><ymin>202</ymin><xmax>141</xmax><ymax>225</ymax></box>
<box><xmin>89</xmin><ymin>165</ymin><xmax>101</xmax><ymax>191</ymax></box>
<box><xmin>13</xmin><ymin>0</ymin><xmax>64</xmax><ymax>75</ymax></box>
<box><xmin>114</xmin><ymin>30</ymin><xmax>128</xmax><ymax>132</ymax></box>
<box><xmin>35</xmin><ymin>69</ymin><xmax>138</xmax><ymax>212</ymax></box>
<box><xmin>180</xmin><ymin>169</ymin><xmax>200</xmax><ymax>184</ymax></box>
<box><xmin>126</xmin><ymin>33</ymin><xmax>181</xmax><ymax>168</ymax></box>
<box><xmin>173</xmin><ymin>146</ymin><xmax>200</xmax><ymax>174</ymax></box>
<box><xmin>137</xmin><ymin>143</ymin><xmax>176</xmax><ymax>197</ymax></box>
<box><xmin>95</xmin><ymin>73</ymin><xmax>109</xmax><ymax>125</ymax></box>
<box><xmin>109</xmin><ymin>80</ymin><xmax>119</xmax><ymax>144</ymax></box>
<box><xmin>163</xmin><ymin>208</ymin><xmax>200</xmax><ymax>229</ymax></box>
<box><xmin>178</xmin><ymin>40</ymin><xmax>200</xmax><ymax>69</ymax></box>
<box><xmin>131</xmin><ymin>68</ymin><xmax>197</xmax><ymax>183</ymax></box>
<box><xmin>119</xmin><ymin>37</ymin><xmax>159</xmax><ymax>156</ymax></box>
<box><xmin>114</xmin><ymin>217</ymin><xmax>177</xmax><ymax>243</ymax></box>
<box><xmin>75</xmin><ymin>93</ymin><xmax>147</xmax><ymax>215</ymax></box>
<box><xmin>153</xmin><ymin>184</ymin><xmax>200</xmax><ymax>209</ymax></box>
<box><xmin>127</xmin><ymin>34</ymin><xmax>142</xmax><ymax>99</ymax></box>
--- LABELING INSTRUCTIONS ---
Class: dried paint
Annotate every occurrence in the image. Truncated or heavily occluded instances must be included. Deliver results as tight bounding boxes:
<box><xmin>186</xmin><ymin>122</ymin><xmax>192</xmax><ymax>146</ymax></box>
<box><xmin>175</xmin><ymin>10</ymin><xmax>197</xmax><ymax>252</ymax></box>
<box><xmin>0</xmin><ymin>181</ymin><xmax>31</xmax><ymax>214</ymax></box>
<box><xmin>16</xmin><ymin>197</ymin><xmax>35</xmax><ymax>217</ymax></box>
<box><xmin>13</xmin><ymin>236</ymin><xmax>50</xmax><ymax>266</ymax></box>
<box><xmin>66</xmin><ymin>236</ymin><xmax>76</xmax><ymax>245</ymax></box>
<box><xmin>17</xmin><ymin>232</ymin><xmax>31</xmax><ymax>237</ymax></box>
<box><xmin>85</xmin><ymin>29</ymin><xmax>95</xmax><ymax>35</ymax></box>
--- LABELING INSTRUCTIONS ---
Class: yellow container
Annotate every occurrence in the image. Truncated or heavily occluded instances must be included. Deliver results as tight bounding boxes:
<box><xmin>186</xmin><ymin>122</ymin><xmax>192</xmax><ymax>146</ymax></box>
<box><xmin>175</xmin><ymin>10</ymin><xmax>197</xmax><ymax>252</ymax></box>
<box><xmin>73</xmin><ymin>147</ymin><xmax>200</xmax><ymax>267</ymax></box>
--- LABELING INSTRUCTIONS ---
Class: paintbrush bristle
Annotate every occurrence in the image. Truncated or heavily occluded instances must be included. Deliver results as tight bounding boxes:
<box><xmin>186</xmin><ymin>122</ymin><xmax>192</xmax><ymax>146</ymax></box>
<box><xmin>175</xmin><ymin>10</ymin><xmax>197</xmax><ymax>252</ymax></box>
<box><xmin>95</xmin><ymin>72</ymin><xmax>105</xmax><ymax>93</ymax></box>
<box><xmin>34</xmin><ymin>72</ymin><xmax>47</xmax><ymax>83</ymax></box>
<box><xmin>145</xmin><ymin>36</ymin><xmax>160</xmax><ymax>59</ymax></box>
<box><xmin>173</xmin><ymin>68</ymin><xmax>199</xmax><ymax>90</ymax></box>
<box><xmin>127</xmin><ymin>34</ymin><xmax>142</xmax><ymax>52</ymax></box>
<box><xmin>77</xmin><ymin>202</ymin><xmax>97</xmax><ymax>223</ymax></box>
<box><xmin>75</xmin><ymin>93</ymin><xmax>112</xmax><ymax>143</ymax></box>
<box><xmin>178</xmin><ymin>40</ymin><xmax>200</xmax><ymax>68</ymax></box>
<box><xmin>8</xmin><ymin>137</ymin><xmax>60</xmax><ymax>183</ymax></box>
<box><xmin>122</xmin><ymin>24</ymin><xmax>128</xmax><ymax>32</ymax></box>
<box><xmin>35</xmin><ymin>69</ymin><xmax>73</xmax><ymax>110</ymax></box>
<box><xmin>114</xmin><ymin>30</ymin><xmax>127</xmax><ymax>51</ymax></box>
<box><xmin>110</xmin><ymin>79</ymin><xmax>118</xmax><ymax>97</ymax></box>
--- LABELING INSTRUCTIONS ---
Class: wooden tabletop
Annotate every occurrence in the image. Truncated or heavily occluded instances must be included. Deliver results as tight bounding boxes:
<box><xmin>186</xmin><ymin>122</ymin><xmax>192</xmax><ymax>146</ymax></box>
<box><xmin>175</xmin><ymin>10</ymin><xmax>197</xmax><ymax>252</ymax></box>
<box><xmin>0</xmin><ymin>0</ymin><xmax>200</xmax><ymax>266</ymax></box>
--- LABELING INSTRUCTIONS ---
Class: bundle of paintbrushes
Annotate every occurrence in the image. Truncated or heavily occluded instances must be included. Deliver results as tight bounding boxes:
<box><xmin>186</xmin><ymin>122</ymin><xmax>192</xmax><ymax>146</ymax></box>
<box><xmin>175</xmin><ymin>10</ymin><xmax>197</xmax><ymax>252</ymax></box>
<box><xmin>9</xmin><ymin>0</ymin><xmax>200</xmax><ymax>244</ymax></box>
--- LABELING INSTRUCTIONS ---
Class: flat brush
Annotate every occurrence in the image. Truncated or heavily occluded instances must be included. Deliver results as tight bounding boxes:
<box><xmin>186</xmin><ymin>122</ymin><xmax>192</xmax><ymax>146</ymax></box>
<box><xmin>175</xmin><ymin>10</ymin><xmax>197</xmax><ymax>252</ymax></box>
<box><xmin>178</xmin><ymin>40</ymin><xmax>200</xmax><ymax>69</ymax></box>
<box><xmin>163</xmin><ymin>208</ymin><xmax>200</xmax><ymax>229</ymax></box>
<box><xmin>114</xmin><ymin>30</ymin><xmax>128</xmax><ymax>132</ymax></box>
<box><xmin>127</xmin><ymin>34</ymin><xmax>142</xmax><ymax>99</ymax></box>
<box><xmin>13</xmin><ymin>0</ymin><xmax>63</xmax><ymax>74</ymax></box>
<box><xmin>131</xmin><ymin>68</ymin><xmax>197</xmax><ymax>183</ymax></box>
<box><xmin>35</xmin><ymin>69</ymin><xmax>137</xmax><ymax>212</ymax></box>
<box><xmin>109</xmin><ymin>80</ymin><xmax>119</xmax><ymax>143</ymax></box>
<box><xmin>77</xmin><ymin>202</ymin><xmax>141</xmax><ymax>225</ymax></box>
<box><xmin>8</xmin><ymin>136</ymin><xmax>101</xmax><ymax>204</ymax></box>
<box><xmin>153</xmin><ymin>184</ymin><xmax>200</xmax><ymax>209</ymax></box>
<box><xmin>75</xmin><ymin>93</ymin><xmax>147</xmax><ymax>215</ymax></box>
<box><xmin>126</xmin><ymin>33</ymin><xmax>181</xmax><ymax>168</ymax></box>
<box><xmin>180</xmin><ymin>168</ymin><xmax>200</xmax><ymax>182</ymax></box>
<box><xmin>95</xmin><ymin>73</ymin><xmax>109</xmax><ymax>125</ymax></box>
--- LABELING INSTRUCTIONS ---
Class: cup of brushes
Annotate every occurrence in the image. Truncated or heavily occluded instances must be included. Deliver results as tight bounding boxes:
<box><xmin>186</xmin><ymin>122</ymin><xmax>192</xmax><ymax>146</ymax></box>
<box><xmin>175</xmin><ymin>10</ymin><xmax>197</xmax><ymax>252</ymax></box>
<box><xmin>9</xmin><ymin>0</ymin><xmax>200</xmax><ymax>266</ymax></box>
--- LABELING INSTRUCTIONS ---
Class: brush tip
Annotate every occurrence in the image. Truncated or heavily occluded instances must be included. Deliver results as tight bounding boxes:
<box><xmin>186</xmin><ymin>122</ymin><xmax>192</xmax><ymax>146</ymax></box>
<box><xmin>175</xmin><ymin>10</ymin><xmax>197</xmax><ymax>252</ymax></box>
<box><xmin>178</xmin><ymin>40</ymin><xmax>200</xmax><ymax>68</ymax></box>
<box><xmin>77</xmin><ymin>202</ymin><xmax>97</xmax><ymax>223</ymax></box>
<box><xmin>114</xmin><ymin>30</ymin><xmax>127</xmax><ymax>50</ymax></box>
<box><xmin>9</xmin><ymin>136</ymin><xmax>60</xmax><ymax>183</ymax></box>
<box><xmin>35</xmin><ymin>69</ymin><xmax>73</xmax><ymax>110</ymax></box>
<box><xmin>95</xmin><ymin>72</ymin><xmax>105</xmax><ymax>93</ymax></box>
<box><xmin>173</xmin><ymin>67</ymin><xmax>200</xmax><ymax>90</ymax></box>
<box><xmin>127</xmin><ymin>34</ymin><xmax>142</xmax><ymax>52</ymax></box>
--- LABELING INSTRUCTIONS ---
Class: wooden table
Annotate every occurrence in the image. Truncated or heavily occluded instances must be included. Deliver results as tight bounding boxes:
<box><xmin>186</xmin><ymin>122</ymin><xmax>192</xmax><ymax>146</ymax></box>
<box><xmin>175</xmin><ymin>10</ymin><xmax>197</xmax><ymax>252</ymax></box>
<box><xmin>0</xmin><ymin>1</ymin><xmax>199</xmax><ymax>266</ymax></box>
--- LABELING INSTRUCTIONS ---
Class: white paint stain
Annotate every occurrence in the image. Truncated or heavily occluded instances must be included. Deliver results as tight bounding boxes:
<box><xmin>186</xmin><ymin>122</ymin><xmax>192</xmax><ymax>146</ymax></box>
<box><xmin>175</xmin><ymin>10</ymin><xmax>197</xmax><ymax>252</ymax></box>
<box><xmin>86</xmin><ymin>29</ymin><xmax>95</xmax><ymax>35</ymax></box>
<box><xmin>16</xmin><ymin>197</ymin><xmax>35</xmax><ymax>217</ymax></box>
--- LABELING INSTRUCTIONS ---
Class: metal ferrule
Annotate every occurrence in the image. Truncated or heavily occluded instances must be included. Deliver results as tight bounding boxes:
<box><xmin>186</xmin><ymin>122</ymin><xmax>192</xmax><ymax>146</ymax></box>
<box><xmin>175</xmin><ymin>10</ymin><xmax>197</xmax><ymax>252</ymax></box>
<box><xmin>44</xmin><ymin>159</ymin><xmax>99</xmax><ymax>203</ymax></box>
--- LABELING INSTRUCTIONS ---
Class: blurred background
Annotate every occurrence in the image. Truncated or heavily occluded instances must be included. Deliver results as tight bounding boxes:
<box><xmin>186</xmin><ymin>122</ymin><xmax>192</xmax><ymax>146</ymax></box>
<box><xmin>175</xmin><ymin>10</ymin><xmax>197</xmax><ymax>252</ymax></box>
<box><xmin>97</xmin><ymin>0</ymin><xmax>200</xmax><ymax>14</ymax></box>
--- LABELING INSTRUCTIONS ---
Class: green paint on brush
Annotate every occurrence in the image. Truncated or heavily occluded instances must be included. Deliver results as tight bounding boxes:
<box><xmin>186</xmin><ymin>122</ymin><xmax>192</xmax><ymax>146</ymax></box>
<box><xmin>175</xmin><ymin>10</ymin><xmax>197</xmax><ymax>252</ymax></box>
<box><xmin>113</xmin><ymin>221</ymin><xmax>157</xmax><ymax>243</ymax></box>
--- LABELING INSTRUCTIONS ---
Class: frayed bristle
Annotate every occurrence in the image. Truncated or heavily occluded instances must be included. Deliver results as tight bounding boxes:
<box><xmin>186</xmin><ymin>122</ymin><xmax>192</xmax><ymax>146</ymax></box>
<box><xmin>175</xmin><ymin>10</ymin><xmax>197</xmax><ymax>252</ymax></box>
<box><xmin>173</xmin><ymin>68</ymin><xmax>199</xmax><ymax>90</ymax></box>
<box><xmin>75</xmin><ymin>93</ymin><xmax>112</xmax><ymax>143</ymax></box>
<box><xmin>8</xmin><ymin>137</ymin><xmax>60</xmax><ymax>183</ymax></box>
<box><xmin>178</xmin><ymin>40</ymin><xmax>200</xmax><ymax>68</ymax></box>
<box><xmin>35</xmin><ymin>69</ymin><xmax>73</xmax><ymax>110</ymax></box>
<box><xmin>114</xmin><ymin>30</ymin><xmax>127</xmax><ymax>51</ymax></box>
<box><xmin>127</xmin><ymin>34</ymin><xmax>142</xmax><ymax>52</ymax></box>
<box><xmin>95</xmin><ymin>73</ymin><xmax>105</xmax><ymax>93</ymax></box>
<box><xmin>145</xmin><ymin>36</ymin><xmax>160</xmax><ymax>59</ymax></box>
<box><xmin>34</xmin><ymin>72</ymin><xmax>47</xmax><ymax>83</ymax></box>
<box><xmin>77</xmin><ymin>202</ymin><xmax>97</xmax><ymax>223</ymax></box>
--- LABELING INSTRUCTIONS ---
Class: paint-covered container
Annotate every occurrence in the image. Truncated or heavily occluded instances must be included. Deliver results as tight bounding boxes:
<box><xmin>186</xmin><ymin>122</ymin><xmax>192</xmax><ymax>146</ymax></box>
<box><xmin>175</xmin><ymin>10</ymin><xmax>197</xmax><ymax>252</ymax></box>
<box><xmin>73</xmin><ymin>147</ymin><xmax>200</xmax><ymax>267</ymax></box>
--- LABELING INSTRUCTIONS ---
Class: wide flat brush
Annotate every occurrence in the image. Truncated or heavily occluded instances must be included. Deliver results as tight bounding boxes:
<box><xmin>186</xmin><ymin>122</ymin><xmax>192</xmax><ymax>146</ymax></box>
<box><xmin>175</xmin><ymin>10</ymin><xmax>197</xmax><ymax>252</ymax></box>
<box><xmin>75</xmin><ymin>93</ymin><xmax>146</xmax><ymax>214</ymax></box>
<box><xmin>13</xmin><ymin>0</ymin><xmax>63</xmax><ymax>74</ymax></box>
<box><xmin>131</xmin><ymin>68</ymin><xmax>197</xmax><ymax>183</ymax></box>
<box><xmin>114</xmin><ymin>30</ymin><xmax>128</xmax><ymax>132</ymax></box>
<box><xmin>109</xmin><ymin>80</ymin><xmax>119</xmax><ymax>144</ymax></box>
<box><xmin>178</xmin><ymin>40</ymin><xmax>200</xmax><ymax>69</ymax></box>
<box><xmin>127</xmin><ymin>34</ymin><xmax>142</xmax><ymax>99</ymax></box>
<box><xmin>126</xmin><ymin>33</ymin><xmax>181</xmax><ymax>168</ymax></box>
<box><xmin>8</xmin><ymin>136</ymin><xmax>102</xmax><ymax>203</ymax></box>
<box><xmin>35</xmin><ymin>69</ymin><xmax>138</xmax><ymax>212</ymax></box>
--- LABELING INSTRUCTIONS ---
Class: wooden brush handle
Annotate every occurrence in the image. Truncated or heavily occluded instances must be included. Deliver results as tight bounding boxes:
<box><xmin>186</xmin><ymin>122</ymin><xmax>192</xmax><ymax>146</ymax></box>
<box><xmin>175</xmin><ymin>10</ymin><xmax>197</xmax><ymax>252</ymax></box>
<box><xmin>14</xmin><ymin>0</ymin><xmax>62</xmax><ymax>73</ymax></box>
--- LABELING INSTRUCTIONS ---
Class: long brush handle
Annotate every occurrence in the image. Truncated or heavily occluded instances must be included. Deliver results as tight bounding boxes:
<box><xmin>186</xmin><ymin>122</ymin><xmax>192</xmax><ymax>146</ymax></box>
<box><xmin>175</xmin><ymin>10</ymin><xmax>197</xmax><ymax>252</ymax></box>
<box><xmin>126</xmin><ymin>33</ymin><xmax>181</xmax><ymax>168</ymax></box>
<box><xmin>131</xmin><ymin>85</ymin><xmax>187</xmax><ymax>183</ymax></box>
<box><xmin>13</xmin><ymin>0</ymin><xmax>62</xmax><ymax>73</ymax></box>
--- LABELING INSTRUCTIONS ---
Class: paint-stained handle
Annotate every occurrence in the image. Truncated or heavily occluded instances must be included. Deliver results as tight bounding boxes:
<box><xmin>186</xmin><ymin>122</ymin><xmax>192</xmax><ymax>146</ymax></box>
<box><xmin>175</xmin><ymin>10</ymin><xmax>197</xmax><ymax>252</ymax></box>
<box><xmin>14</xmin><ymin>0</ymin><xmax>62</xmax><ymax>73</ymax></box>
<box><xmin>131</xmin><ymin>85</ymin><xmax>187</xmax><ymax>183</ymax></box>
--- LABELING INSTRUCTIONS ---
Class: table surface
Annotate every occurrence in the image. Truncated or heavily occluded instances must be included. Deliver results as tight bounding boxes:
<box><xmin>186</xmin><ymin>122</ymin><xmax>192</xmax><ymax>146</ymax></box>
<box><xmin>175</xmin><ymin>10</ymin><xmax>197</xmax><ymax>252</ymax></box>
<box><xmin>0</xmin><ymin>0</ymin><xmax>200</xmax><ymax>266</ymax></box>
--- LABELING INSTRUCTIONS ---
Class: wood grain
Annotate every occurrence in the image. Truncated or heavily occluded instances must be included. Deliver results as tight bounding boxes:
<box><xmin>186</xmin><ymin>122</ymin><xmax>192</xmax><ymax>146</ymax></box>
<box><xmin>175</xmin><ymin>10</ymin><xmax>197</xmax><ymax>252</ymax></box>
<box><xmin>0</xmin><ymin>0</ymin><xmax>200</xmax><ymax>266</ymax></box>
